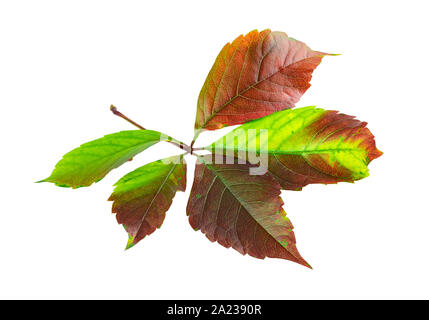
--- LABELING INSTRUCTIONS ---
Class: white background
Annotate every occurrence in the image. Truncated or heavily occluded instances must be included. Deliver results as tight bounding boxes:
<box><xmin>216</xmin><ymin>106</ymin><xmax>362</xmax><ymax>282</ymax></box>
<box><xmin>1</xmin><ymin>0</ymin><xmax>428</xmax><ymax>299</ymax></box>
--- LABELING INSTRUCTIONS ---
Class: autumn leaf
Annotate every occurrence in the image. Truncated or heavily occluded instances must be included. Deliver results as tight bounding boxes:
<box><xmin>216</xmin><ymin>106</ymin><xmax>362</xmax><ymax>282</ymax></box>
<box><xmin>39</xmin><ymin>130</ymin><xmax>171</xmax><ymax>188</ymax></box>
<box><xmin>207</xmin><ymin>106</ymin><xmax>382</xmax><ymax>190</ymax></box>
<box><xmin>109</xmin><ymin>155</ymin><xmax>186</xmax><ymax>248</ymax></box>
<box><xmin>194</xmin><ymin>29</ymin><xmax>332</xmax><ymax>137</ymax></box>
<box><xmin>186</xmin><ymin>155</ymin><xmax>310</xmax><ymax>267</ymax></box>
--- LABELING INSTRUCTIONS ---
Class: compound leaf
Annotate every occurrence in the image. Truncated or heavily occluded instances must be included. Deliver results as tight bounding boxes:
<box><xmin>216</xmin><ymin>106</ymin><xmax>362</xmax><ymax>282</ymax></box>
<box><xmin>40</xmin><ymin>130</ymin><xmax>166</xmax><ymax>188</ymax></box>
<box><xmin>37</xmin><ymin>29</ymin><xmax>383</xmax><ymax>268</ymax></box>
<box><xmin>208</xmin><ymin>106</ymin><xmax>382</xmax><ymax>190</ymax></box>
<box><xmin>186</xmin><ymin>155</ymin><xmax>310</xmax><ymax>267</ymax></box>
<box><xmin>194</xmin><ymin>29</ymin><xmax>331</xmax><ymax>134</ymax></box>
<box><xmin>109</xmin><ymin>155</ymin><xmax>186</xmax><ymax>248</ymax></box>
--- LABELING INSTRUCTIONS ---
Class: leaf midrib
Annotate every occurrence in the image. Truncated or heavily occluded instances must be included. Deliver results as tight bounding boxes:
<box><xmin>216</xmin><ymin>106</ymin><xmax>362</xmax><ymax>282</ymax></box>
<box><xmin>208</xmin><ymin>147</ymin><xmax>366</xmax><ymax>155</ymax></box>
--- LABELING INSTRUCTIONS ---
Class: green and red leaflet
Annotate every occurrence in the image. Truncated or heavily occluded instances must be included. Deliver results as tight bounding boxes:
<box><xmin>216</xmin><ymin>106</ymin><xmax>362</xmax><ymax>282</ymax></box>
<box><xmin>109</xmin><ymin>155</ymin><xmax>186</xmax><ymax>248</ymax></box>
<box><xmin>39</xmin><ymin>29</ymin><xmax>382</xmax><ymax>267</ymax></box>
<box><xmin>207</xmin><ymin>106</ymin><xmax>382</xmax><ymax>190</ymax></box>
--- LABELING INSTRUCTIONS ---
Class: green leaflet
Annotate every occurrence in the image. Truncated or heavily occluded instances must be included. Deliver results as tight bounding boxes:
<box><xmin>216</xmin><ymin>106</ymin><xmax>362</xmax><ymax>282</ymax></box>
<box><xmin>40</xmin><ymin>130</ymin><xmax>168</xmax><ymax>188</ymax></box>
<box><xmin>109</xmin><ymin>155</ymin><xmax>187</xmax><ymax>247</ymax></box>
<box><xmin>206</xmin><ymin>106</ymin><xmax>382</xmax><ymax>186</ymax></box>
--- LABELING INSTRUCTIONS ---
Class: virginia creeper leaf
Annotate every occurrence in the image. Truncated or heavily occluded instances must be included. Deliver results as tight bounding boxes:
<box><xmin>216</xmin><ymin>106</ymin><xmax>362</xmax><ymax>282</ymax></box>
<box><xmin>207</xmin><ymin>106</ymin><xmax>382</xmax><ymax>190</ymax></box>
<box><xmin>38</xmin><ymin>29</ymin><xmax>383</xmax><ymax>267</ymax></box>
<box><xmin>186</xmin><ymin>155</ymin><xmax>310</xmax><ymax>267</ymax></box>
<box><xmin>109</xmin><ymin>155</ymin><xmax>186</xmax><ymax>248</ymax></box>
<box><xmin>40</xmin><ymin>130</ymin><xmax>166</xmax><ymax>188</ymax></box>
<box><xmin>194</xmin><ymin>29</ymin><xmax>331</xmax><ymax>134</ymax></box>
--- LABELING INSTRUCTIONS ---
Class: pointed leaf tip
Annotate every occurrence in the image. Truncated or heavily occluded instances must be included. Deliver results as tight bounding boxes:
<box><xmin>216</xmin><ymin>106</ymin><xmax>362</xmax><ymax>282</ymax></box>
<box><xmin>125</xmin><ymin>237</ymin><xmax>136</xmax><ymax>250</ymax></box>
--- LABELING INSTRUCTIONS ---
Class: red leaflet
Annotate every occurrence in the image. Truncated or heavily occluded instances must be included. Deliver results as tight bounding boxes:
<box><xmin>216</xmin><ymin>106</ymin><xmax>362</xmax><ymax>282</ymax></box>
<box><xmin>194</xmin><ymin>29</ymin><xmax>330</xmax><ymax>133</ymax></box>
<box><xmin>187</xmin><ymin>156</ymin><xmax>310</xmax><ymax>267</ymax></box>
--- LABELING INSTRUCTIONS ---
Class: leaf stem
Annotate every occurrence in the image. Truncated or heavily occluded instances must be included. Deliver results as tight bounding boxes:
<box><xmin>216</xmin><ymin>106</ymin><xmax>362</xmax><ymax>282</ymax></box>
<box><xmin>191</xmin><ymin>129</ymin><xmax>202</xmax><ymax>149</ymax></box>
<box><xmin>110</xmin><ymin>105</ymin><xmax>146</xmax><ymax>130</ymax></box>
<box><xmin>109</xmin><ymin>105</ymin><xmax>192</xmax><ymax>154</ymax></box>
